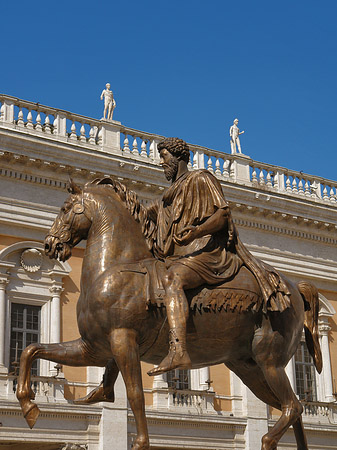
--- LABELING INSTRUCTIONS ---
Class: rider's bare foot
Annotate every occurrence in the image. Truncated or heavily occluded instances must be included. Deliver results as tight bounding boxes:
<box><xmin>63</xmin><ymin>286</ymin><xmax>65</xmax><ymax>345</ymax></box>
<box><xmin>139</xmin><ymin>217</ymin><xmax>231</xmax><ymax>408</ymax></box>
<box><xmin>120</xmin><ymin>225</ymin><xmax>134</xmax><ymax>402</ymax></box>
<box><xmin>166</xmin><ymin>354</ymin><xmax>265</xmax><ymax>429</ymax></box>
<box><xmin>73</xmin><ymin>383</ymin><xmax>115</xmax><ymax>405</ymax></box>
<box><xmin>147</xmin><ymin>346</ymin><xmax>192</xmax><ymax>376</ymax></box>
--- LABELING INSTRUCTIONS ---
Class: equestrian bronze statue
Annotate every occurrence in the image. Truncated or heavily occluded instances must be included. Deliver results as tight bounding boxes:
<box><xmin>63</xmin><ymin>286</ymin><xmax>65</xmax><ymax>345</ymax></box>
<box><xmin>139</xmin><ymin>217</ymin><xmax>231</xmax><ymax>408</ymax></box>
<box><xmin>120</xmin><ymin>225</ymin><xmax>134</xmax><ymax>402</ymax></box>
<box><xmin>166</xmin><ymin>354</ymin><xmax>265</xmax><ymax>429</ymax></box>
<box><xmin>17</xmin><ymin>138</ymin><xmax>322</xmax><ymax>450</ymax></box>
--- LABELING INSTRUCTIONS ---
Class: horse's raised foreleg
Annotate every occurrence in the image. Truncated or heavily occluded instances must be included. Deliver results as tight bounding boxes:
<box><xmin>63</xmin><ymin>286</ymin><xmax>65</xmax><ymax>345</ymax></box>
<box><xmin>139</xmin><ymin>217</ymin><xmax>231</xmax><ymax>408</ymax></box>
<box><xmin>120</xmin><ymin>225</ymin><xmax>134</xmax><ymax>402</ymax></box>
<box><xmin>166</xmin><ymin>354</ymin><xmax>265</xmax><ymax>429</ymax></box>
<box><xmin>74</xmin><ymin>358</ymin><xmax>119</xmax><ymax>405</ymax></box>
<box><xmin>110</xmin><ymin>329</ymin><xmax>149</xmax><ymax>450</ymax></box>
<box><xmin>17</xmin><ymin>338</ymin><xmax>98</xmax><ymax>429</ymax></box>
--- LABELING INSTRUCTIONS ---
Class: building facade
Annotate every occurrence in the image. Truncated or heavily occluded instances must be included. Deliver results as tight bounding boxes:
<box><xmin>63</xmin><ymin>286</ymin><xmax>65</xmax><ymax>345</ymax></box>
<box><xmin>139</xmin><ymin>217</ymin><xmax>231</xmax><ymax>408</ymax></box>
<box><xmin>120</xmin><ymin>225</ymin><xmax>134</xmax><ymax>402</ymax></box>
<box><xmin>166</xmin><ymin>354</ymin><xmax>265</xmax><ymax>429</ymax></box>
<box><xmin>0</xmin><ymin>93</ymin><xmax>337</xmax><ymax>449</ymax></box>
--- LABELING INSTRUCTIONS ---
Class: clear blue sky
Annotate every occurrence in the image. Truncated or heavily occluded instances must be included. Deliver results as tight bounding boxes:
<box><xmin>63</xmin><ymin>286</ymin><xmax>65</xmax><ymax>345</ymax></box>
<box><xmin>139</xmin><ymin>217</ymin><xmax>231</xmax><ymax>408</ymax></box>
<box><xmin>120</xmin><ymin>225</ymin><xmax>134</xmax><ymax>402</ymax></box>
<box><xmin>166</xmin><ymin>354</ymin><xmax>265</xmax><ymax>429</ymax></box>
<box><xmin>2</xmin><ymin>0</ymin><xmax>337</xmax><ymax>181</ymax></box>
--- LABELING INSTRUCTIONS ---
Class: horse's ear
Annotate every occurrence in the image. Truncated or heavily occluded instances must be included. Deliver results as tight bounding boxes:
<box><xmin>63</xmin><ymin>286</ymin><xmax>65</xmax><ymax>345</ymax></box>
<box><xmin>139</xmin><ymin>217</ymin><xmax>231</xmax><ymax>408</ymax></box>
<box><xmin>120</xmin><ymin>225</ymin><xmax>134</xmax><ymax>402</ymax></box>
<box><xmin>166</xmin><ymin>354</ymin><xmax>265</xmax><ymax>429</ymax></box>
<box><xmin>67</xmin><ymin>178</ymin><xmax>82</xmax><ymax>194</ymax></box>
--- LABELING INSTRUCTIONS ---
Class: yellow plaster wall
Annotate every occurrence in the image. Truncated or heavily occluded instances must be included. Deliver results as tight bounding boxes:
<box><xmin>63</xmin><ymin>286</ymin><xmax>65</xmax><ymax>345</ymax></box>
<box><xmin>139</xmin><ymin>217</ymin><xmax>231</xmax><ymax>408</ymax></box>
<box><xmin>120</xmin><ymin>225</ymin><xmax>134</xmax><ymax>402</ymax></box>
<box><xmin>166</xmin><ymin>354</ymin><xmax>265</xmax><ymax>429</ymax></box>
<box><xmin>210</xmin><ymin>364</ymin><xmax>232</xmax><ymax>411</ymax></box>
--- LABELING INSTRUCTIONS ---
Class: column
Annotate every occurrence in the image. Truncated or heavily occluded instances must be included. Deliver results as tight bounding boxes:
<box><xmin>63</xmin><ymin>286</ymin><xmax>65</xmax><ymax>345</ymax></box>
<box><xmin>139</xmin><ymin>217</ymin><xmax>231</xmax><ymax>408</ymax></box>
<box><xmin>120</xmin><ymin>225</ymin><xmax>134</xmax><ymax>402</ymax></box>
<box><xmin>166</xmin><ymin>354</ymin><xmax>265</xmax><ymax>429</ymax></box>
<box><xmin>49</xmin><ymin>285</ymin><xmax>63</xmax><ymax>376</ymax></box>
<box><xmin>50</xmin><ymin>285</ymin><xmax>63</xmax><ymax>343</ymax></box>
<box><xmin>0</xmin><ymin>278</ymin><xmax>8</xmax><ymax>373</ymax></box>
<box><xmin>319</xmin><ymin>320</ymin><xmax>334</xmax><ymax>402</ymax></box>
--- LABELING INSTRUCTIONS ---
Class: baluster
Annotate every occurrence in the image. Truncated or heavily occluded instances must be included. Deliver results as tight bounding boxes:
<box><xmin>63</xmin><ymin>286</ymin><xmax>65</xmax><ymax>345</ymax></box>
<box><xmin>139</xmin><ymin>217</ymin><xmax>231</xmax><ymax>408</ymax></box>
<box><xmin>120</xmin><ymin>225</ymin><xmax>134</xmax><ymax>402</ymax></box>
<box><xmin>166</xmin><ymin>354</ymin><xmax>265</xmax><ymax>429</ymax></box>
<box><xmin>298</xmin><ymin>179</ymin><xmax>304</xmax><ymax>195</ymax></box>
<box><xmin>273</xmin><ymin>173</ymin><xmax>279</xmax><ymax>190</ymax></box>
<box><xmin>330</xmin><ymin>187</ymin><xmax>336</xmax><ymax>203</ymax></box>
<box><xmin>44</xmin><ymin>115</ymin><xmax>52</xmax><ymax>134</ymax></box>
<box><xmin>215</xmin><ymin>158</ymin><xmax>221</xmax><ymax>177</ymax></box>
<box><xmin>79</xmin><ymin>123</ymin><xmax>86</xmax><ymax>142</ymax></box>
<box><xmin>17</xmin><ymin>108</ymin><xmax>24</xmax><ymax>126</ymax></box>
<box><xmin>149</xmin><ymin>140</ymin><xmax>155</xmax><ymax>159</ymax></box>
<box><xmin>140</xmin><ymin>139</ymin><xmax>147</xmax><ymax>157</ymax></box>
<box><xmin>123</xmin><ymin>134</ymin><xmax>130</xmax><ymax>154</ymax></box>
<box><xmin>69</xmin><ymin>121</ymin><xmax>77</xmax><ymax>140</ymax></box>
<box><xmin>259</xmin><ymin>169</ymin><xmax>265</xmax><ymax>186</ymax></box>
<box><xmin>292</xmin><ymin>178</ymin><xmax>298</xmax><ymax>193</ymax></box>
<box><xmin>53</xmin><ymin>116</ymin><xmax>57</xmax><ymax>135</ymax></box>
<box><xmin>89</xmin><ymin>126</ymin><xmax>96</xmax><ymax>144</ymax></box>
<box><xmin>35</xmin><ymin>112</ymin><xmax>42</xmax><ymax>131</ymax></box>
<box><xmin>207</xmin><ymin>156</ymin><xmax>213</xmax><ymax>173</ymax></box>
<box><xmin>323</xmin><ymin>186</ymin><xmax>329</xmax><ymax>201</ymax></box>
<box><xmin>193</xmin><ymin>152</ymin><xmax>198</xmax><ymax>170</ymax></box>
<box><xmin>223</xmin><ymin>160</ymin><xmax>230</xmax><ymax>178</ymax></box>
<box><xmin>97</xmin><ymin>127</ymin><xmax>103</xmax><ymax>145</ymax></box>
<box><xmin>251</xmin><ymin>168</ymin><xmax>258</xmax><ymax>183</ymax></box>
<box><xmin>132</xmin><ymin>137</ymin><xmax>139</xmax><ymax>156</ymax></box>
<box><xmin>304</xmin><ymin>181</ymin><xmax>311</xmax><ymax>196</ymax></box>
<box><xmin>285</xmin><ymin>176</ymin><xmax>292</xmax><ymax>192</ymax></box>
<box><xmin>266</xmin><ymin>172</ymin><xmax>272</xmax><ymax>188</ymax></box>
<box><xmin>26</xmin><ymin>110</ymin><xmax>34</xmax><ymax>129</ymax></box>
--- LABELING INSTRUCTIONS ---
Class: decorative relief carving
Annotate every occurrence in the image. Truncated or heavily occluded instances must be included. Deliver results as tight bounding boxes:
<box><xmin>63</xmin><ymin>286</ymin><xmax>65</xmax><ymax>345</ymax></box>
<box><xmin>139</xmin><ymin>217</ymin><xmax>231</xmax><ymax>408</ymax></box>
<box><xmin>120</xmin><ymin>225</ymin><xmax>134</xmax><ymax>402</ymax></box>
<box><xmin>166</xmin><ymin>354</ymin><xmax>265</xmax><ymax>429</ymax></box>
<box><xmin>20</xmin><ymin>248</ymin><xmax>42</xmax><ymax>272</ymax></box>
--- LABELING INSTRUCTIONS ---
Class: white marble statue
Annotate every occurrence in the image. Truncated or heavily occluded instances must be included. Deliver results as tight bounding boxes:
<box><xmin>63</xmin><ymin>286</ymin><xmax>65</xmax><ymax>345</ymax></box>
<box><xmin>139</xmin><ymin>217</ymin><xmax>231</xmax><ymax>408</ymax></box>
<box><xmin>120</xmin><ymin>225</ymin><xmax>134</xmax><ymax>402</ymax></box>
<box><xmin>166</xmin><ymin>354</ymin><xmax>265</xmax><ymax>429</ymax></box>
<box><xmin>100</xmin><ymin>83</ymin><xmax>116</xmax><ymax>120</ymax></box>
<box><xmin>229</xmin><ymin>118</ymin><xmax>245</xmax><ymax>154</ymax></box>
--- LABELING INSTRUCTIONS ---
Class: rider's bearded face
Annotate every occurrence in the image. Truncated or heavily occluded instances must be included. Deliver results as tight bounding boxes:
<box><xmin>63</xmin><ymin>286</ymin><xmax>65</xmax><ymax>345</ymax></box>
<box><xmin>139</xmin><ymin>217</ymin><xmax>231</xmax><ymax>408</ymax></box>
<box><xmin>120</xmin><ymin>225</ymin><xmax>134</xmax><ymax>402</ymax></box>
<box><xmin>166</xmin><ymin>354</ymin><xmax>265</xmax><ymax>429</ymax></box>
<box><xmin>160</xmin><ymin>149</ymin><xmax>179</xmax><ymax>181</ymax></box>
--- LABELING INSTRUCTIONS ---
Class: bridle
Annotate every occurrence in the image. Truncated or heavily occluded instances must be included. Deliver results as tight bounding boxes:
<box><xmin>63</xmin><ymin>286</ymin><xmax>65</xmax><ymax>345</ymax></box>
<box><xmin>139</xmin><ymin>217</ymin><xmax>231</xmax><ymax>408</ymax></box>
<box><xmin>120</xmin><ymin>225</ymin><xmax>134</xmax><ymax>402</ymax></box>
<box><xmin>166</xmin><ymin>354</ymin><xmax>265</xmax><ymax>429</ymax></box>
<box><xmin>49</xmin><ymin>194</ymin><xmax>90</xmax><ymax>245</ymax></box>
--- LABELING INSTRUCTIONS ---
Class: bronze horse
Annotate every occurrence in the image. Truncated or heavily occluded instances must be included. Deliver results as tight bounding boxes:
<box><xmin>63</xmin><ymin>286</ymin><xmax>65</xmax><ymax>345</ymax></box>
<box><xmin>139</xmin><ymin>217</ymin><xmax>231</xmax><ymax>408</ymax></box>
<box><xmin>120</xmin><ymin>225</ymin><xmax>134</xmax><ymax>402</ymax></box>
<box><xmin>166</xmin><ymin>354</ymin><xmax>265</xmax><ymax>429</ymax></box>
<box><xmin>17</xmin><ymin>178</ymin><xmax>322</xmax><ymax>450</ymax></box>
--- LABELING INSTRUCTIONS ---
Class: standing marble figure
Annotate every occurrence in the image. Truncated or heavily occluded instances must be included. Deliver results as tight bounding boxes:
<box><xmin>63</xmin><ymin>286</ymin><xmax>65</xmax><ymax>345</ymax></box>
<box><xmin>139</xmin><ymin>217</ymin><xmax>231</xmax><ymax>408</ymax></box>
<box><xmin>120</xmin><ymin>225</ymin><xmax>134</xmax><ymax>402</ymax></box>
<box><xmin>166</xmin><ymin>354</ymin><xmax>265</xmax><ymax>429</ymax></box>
<box><xmin>230</xmin><ymin>118</ymin><xmax>244</xmax><ymax>154</ymax></box>
<box><xmin>100</xmin><ymin>83</ymin><xmax>116</xmax><ymax>120</ymax></box>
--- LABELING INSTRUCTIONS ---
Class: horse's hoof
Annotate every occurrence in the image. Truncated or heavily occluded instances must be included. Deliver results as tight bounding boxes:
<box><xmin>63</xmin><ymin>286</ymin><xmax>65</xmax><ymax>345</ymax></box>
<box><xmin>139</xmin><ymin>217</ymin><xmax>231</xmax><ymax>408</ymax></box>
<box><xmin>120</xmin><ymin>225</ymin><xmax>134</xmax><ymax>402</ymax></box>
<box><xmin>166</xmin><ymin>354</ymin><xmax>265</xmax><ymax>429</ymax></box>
<box><xmin>23</xmin><ymin>403</ymin><xmax>40</xmax><ymax>429</ymax></box>
<box><xmin>131</xmin><ymin>437</ymin><xmax>150</xmax><ymax>450</ymax></box>
<box><xmin>74</xmin><ymin>385</ymin><xmax>114</xmax><ymax>405</ymax></box>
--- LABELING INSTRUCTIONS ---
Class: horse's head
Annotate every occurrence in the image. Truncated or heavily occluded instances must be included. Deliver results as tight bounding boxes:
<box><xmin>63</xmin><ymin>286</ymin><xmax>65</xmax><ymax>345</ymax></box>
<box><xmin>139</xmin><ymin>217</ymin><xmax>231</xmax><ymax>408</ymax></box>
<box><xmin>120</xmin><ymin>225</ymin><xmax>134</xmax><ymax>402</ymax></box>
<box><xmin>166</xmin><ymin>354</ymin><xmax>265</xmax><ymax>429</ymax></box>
<box><xmin>45</xmin><ymin>180</ymin><xmax>92</xmax><ymax>261</ymax></box>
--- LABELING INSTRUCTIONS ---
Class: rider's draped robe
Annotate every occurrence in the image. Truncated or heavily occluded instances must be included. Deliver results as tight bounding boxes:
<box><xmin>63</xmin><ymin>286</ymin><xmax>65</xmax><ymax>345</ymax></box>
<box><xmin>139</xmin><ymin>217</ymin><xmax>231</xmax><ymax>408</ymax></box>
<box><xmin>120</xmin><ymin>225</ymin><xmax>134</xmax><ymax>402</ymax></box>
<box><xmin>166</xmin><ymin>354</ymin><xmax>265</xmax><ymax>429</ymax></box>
<box><xmin>143</xmin><ymin>169</ymin><xmax>291</xmax><ymax>312</ymax></box>
<box><xmin>148</xmin><ymin>169</ymin><xmax>242</xmax><ymax>284</ymax></box>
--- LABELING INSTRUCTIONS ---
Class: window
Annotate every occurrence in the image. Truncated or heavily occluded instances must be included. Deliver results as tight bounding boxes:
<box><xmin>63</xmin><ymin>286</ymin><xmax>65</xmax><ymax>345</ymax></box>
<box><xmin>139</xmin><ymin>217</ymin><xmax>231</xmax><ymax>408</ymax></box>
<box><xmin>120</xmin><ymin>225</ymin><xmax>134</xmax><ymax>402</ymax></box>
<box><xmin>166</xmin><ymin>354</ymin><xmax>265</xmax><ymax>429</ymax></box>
<box><xmin>295</xmin><ymin>342</ymin><xmax>317</xmax><ymax>402</ymax></box>
<box><xmin>10</xmin><ymin>303</ymin><xmax>41</xmax><ymax>376</ymax></box>
<box><xmin>167</xmin><ymin>369</ymin><xmax>190</xmax><ymax>390</ymax></box>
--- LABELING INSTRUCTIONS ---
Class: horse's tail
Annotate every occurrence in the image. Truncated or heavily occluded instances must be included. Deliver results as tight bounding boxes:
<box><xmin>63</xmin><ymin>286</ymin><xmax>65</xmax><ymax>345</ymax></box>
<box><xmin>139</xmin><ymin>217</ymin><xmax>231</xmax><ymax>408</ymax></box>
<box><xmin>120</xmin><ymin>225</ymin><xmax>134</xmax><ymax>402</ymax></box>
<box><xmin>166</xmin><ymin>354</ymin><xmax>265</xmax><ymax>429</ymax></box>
<box><xmin>297</xmin><ymin>281</ymin><xmax>322</xmax><ymax>373</ymax></box>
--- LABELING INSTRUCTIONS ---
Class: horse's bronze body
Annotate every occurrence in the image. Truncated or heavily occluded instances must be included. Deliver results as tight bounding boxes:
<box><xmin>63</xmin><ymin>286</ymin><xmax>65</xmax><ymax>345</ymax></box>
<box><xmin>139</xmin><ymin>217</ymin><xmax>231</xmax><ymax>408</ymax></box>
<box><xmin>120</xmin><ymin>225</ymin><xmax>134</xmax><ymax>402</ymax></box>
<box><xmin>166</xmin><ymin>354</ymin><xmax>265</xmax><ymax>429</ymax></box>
<box><xmin>17</xmin><ymin>179</ymin><xmax>322</xmax><ymax>450</ymax></box>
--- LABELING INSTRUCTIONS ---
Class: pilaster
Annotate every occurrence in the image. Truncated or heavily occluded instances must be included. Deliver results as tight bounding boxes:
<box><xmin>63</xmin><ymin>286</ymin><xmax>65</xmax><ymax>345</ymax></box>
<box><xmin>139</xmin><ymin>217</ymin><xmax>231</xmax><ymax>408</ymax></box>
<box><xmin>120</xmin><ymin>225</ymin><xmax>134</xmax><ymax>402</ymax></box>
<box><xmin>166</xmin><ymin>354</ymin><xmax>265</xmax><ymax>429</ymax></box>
<box><xmin>231</xmin><ymin>154</ymin><xmax>252</xmax><ymax>184</ymax></box>
<box><xmin>100</xmin><ymin>119</ymin><xmax>122</xmax><ymax>154</ymax></box>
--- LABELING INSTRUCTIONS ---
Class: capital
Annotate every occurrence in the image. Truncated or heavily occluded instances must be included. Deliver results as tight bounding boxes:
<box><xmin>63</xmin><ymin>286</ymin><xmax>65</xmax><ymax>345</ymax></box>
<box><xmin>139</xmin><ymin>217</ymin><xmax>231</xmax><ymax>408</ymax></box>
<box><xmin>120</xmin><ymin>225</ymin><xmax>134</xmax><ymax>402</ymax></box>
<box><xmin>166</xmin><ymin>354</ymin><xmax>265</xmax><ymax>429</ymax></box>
<box><xmin>0</xmin><ymin>278</ymin><xmax>9</xmax><ymax>290</ymax></box>
<box><xmin>50</xmin><ymin>285</ymin><xmax>63</xmax><ymax>296</ymax></box>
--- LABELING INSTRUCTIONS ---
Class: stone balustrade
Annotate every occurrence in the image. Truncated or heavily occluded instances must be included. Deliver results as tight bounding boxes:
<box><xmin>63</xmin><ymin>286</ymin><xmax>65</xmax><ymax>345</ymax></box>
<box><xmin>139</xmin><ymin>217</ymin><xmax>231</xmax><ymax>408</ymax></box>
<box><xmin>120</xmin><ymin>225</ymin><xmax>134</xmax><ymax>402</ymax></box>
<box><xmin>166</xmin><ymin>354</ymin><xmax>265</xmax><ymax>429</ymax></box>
<box><xmin>152</xmin><ymin>387</ymin><xmax>216</xmax><ymax>414</ymax></box>
<box><xmin>2</xmin><ymin>374</ymin><xmax>66</xmax><ymax>402</ymax></box>
<box><xmin>1</xmin><ymin>94</ymin><xmax>336</xmax><ymax>206</ymax></box>
<box><xmin>302</xmin><ymin>401</ymin><xmax>337</xmax><ymax>424</ymax></box>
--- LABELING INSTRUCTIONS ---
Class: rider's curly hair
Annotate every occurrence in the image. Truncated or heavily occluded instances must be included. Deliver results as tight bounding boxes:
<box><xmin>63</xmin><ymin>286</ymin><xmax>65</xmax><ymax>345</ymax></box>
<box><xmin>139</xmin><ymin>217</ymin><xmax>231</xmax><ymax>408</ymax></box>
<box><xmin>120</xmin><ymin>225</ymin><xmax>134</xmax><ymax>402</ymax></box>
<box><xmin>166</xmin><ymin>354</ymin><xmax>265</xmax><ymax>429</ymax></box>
<box><xmin>157</xmin><ymin>137</ymin><xmax>190</xmax><ymax>163</ymax></box>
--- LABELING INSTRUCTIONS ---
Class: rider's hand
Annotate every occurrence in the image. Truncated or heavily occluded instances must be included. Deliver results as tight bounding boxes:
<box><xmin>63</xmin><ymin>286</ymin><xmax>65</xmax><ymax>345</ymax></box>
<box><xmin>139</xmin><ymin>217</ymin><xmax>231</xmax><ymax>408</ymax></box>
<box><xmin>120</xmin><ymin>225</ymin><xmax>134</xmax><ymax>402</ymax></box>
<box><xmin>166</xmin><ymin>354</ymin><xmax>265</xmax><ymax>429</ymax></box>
<box><xmin>174</xmin><ymin>226</ymin><xmax>199</xmax><ymax>246</ymax></box>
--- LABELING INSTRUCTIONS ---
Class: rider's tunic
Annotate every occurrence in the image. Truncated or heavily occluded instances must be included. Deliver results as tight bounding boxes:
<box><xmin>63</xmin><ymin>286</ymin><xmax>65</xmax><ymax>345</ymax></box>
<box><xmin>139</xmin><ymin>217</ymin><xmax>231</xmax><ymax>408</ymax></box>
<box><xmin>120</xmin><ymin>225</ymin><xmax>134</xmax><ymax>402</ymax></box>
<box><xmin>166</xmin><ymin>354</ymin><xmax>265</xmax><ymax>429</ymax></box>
<box><xmin>150</xmin><ymin>170</ymin><xmax>242</xmax><ymax>284</ymax></box>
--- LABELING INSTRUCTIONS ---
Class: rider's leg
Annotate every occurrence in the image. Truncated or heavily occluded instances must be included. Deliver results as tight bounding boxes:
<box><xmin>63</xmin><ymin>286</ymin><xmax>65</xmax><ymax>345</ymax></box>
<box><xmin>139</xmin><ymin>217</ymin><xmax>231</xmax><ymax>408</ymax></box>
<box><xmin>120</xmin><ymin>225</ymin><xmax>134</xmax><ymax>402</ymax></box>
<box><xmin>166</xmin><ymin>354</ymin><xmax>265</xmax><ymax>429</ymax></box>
<box><xmin>148</xmin><ymin>263</ymin><xmax>204</xmax><ymax>376</ymax></box>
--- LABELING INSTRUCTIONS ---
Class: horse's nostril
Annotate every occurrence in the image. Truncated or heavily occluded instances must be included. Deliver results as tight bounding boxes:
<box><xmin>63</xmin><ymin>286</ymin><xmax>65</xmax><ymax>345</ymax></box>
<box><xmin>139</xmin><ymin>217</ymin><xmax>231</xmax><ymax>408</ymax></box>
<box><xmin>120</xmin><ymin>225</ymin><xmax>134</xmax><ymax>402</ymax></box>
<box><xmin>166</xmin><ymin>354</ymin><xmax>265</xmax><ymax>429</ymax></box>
<box><xmin>45</xmin><ymin>243</ymin><xmax>50</xmax><ymax>251</ymax></box>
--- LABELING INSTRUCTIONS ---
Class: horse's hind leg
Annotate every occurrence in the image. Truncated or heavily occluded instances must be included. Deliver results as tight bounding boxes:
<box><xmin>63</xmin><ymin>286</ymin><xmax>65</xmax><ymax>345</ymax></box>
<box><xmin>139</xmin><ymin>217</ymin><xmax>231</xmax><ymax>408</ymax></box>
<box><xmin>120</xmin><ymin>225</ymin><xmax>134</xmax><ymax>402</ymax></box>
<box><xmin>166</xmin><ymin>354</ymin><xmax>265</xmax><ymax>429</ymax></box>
<box><xmin>17</xmin><ymin>338</ymin><xmax>98</xmax><ymax>428</ymax></box>
<box><xmin>258</xmin><ymin>365</ymin><xmax>305</xmax><ymax>450</ymax></box>
<box><xmin>74</xmin><ymin>358</ymin><xmax>119</xmax><ymax>405</ymax></box>
<box><xmin>227</xmin><ymin>360</ymin><xmax>307</xmax><ymax>450</ymax></box>
<box><xmin>293</xmin><ymin>416</ymin><xmax>308</xmax><ymax>450</ymax></box>
<box><xmin>110</xmin><ymin>329</ymin><xmax>149</xmax><ymax>450</ymax></box>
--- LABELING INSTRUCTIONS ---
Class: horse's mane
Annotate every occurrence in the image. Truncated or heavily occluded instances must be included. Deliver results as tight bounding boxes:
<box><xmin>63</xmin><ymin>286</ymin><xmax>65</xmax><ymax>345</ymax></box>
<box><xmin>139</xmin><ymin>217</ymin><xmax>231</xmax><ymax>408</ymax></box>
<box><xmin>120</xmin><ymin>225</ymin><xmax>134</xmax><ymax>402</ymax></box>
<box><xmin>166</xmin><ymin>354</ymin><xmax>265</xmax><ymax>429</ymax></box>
<box><xmin>88</xmin><ymin>177</ymin><xmax>156</xmax><ymax>250</ymax></box>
